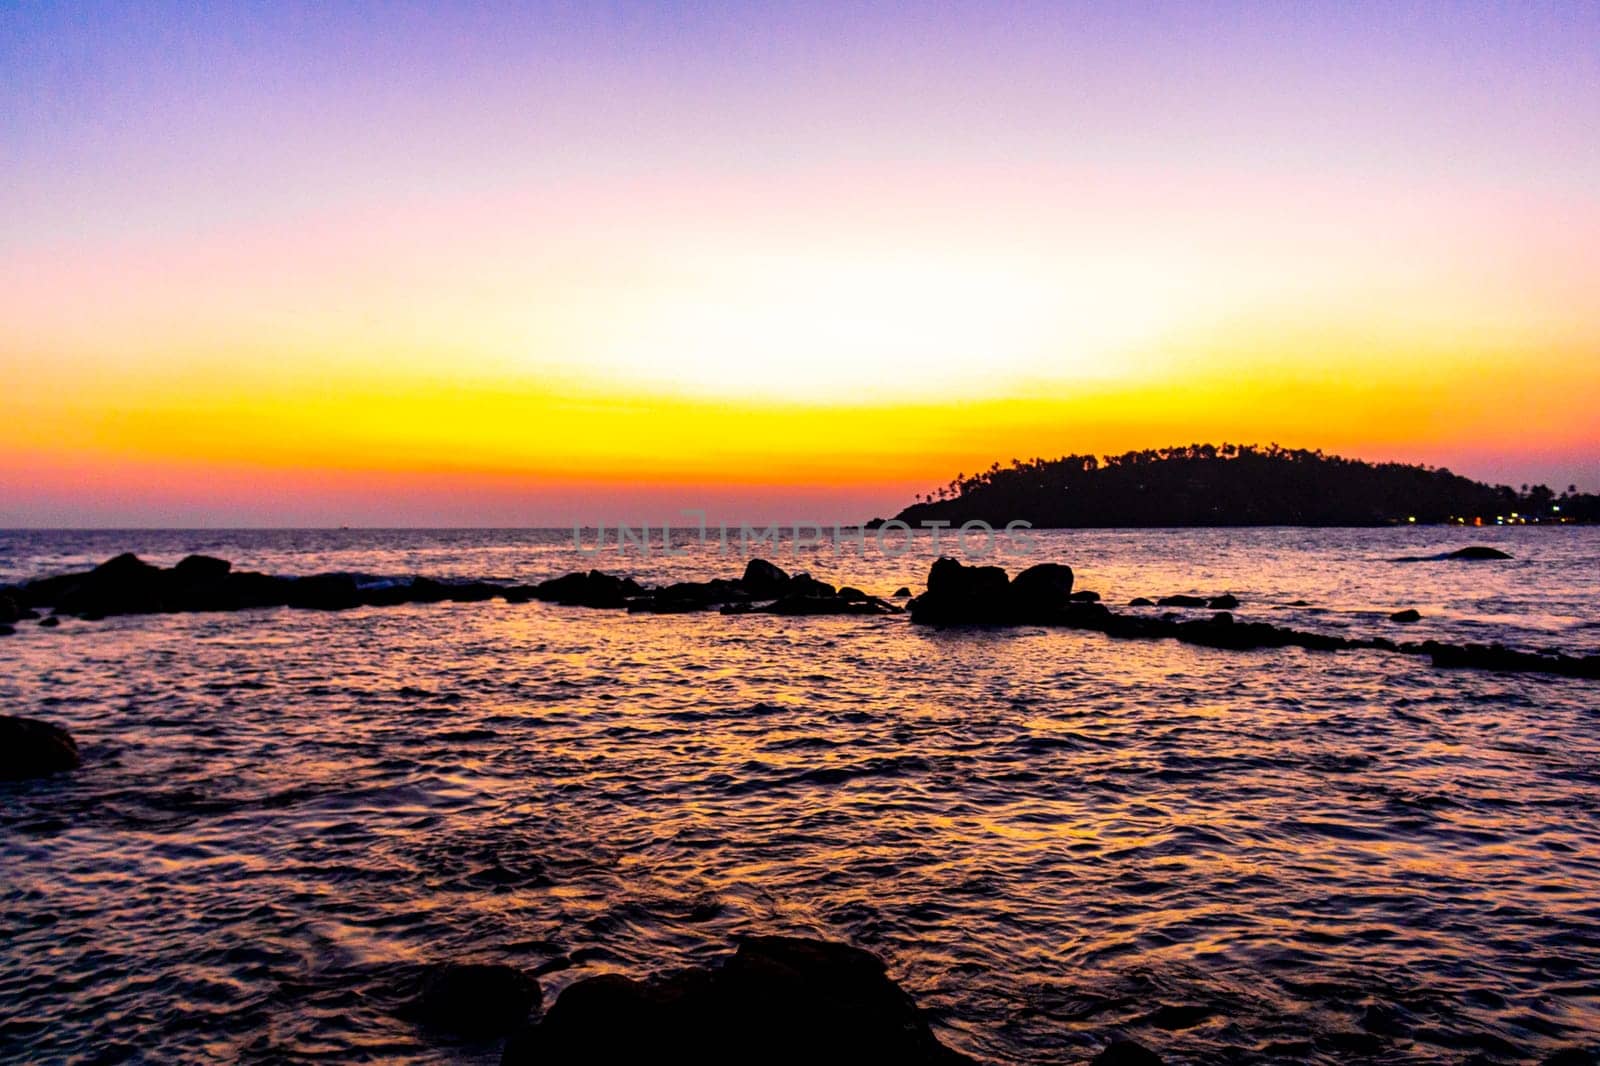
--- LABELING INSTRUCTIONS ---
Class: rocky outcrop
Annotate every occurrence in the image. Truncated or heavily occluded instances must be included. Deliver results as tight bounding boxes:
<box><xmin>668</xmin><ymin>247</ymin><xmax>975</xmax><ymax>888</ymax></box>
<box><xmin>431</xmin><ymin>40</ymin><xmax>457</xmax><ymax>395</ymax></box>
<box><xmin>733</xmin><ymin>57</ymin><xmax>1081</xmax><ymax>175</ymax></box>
<box><xmin>0</xmin><ymin>715</ymin><xmax>81</xmax><ymax>780</ymax></box>
<box><xmin>1389</xmin><ymin>608</ymin><xmax>1422</xmax><ymax>623</ymax></box>
<box><xmin>500</xmin><ymin>936</ymin><xmax>971</xmax><ymax>1066</ymax></box>
<box><xmin>909</xmin><ymin>558</ymin><xmax>1074</xmax><ymax>624</ymax></box>
<box><xmin>411</xmin><ymin>962</ymin><xmax>541</xmax><ymax>1037</ymax></box>
<box><xmin>1156</xmin><ymin>594</ymin><xmax>1208</xmax><ymax>608</ymax></box>
<box><xmin>1447</xmin><ymin>546</ymin><xmax>1513</xmax><ymax>560</ymax></box>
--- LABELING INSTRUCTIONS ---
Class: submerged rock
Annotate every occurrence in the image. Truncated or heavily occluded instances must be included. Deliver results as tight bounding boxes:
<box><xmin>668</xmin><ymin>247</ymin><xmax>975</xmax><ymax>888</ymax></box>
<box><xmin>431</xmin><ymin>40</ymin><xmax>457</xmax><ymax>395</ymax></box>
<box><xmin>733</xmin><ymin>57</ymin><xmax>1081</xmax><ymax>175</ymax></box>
<box><xmin>1128</xmin><ymin>597</ymin><xmax>1155</xmax><ymax>607</ymax></box>
<box><xmin>1447</xmin><ymin>545</ymin><xmax>1512</xmax><ymax>560</ymax></box>
<box><xmin>1208</xmin><ymin>593</ymin><xmax>1240</xmax><ymax>610</ymax></box>
<box><xmin>1156</xmin><ymin>594</ymin><xmax>1208</xmax><ymax>608</ymax></box>
<box><xmin>501</xmin><ymin>936</ymin><xmax>970</xmax><ymax>1065</ymax></box>
<box><xmin>1390</xmin><ymin>608</ymin><xmax>1422</xmax><ymax>623</ymax></box>
<box><xmin>413</xmin><ymin>962</ymin><xmax>541</xmax><ymax>1037</ymax></box>
<box><xmin>0</xmin><ymin>715</ymin><xmax>81</xmax><ymax>780</ymax></box>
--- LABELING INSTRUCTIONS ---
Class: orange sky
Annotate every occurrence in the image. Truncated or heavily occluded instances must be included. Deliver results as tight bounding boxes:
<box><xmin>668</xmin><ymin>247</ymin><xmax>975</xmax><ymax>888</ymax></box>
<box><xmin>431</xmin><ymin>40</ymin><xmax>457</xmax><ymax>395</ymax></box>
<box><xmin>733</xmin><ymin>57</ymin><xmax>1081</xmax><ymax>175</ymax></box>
<box><xmin>3</xmin><ymin>4</ymin><xmax>1597</xmax><ymax>525</ymax></box>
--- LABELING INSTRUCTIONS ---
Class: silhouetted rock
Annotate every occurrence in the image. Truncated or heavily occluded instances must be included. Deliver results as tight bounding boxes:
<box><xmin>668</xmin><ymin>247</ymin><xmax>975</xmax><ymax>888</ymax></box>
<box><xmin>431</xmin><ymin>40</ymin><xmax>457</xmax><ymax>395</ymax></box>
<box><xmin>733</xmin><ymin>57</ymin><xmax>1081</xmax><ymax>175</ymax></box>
<box><xmin>173</xmin><ymin>554</ymin><xmax>232</xmax><ymax>582</ymax></box>
<box><xmin>1092</xmin><ymin>1038</ymin><xmax>1164</xmax><ymax>1065</ymax></box>
<box><xmin>1069</xmin><ymin>590</ymin><xmax>1100</xmax><ymax>602</ymax></box>
<box><xmin>1012</xmin><ymin>562</ymin><xmax>1075</xmax><ymax>603</ymax></box>
<box><xmin>1542</xmin><ymin>1048</ymin><xmax>1597</xmax><ymax>1066</ymax></box>
<box><xmin>285</xmin><ymin>573</ymin><xmax>363</xmax><ymax>611</ymax></box>
<box><xmin>0</xmin><ymin>625</ymin><xmax>13</xmax><ymax>637</ymax></box>
<box><xmin>838</xmin><ymin>586</ymin><xmax>868</xmax><ymax>602</ymax></box>
<box><xmin>1156</xmin><ymin>594</ymin><xmax>1207</xmax><ymax>608</ymax></box>
<box><xmin>892</xmin><ymin>587</ymin><xmax>912</xmax><ymax>598</ymax></box>
<box><xmin>1447</xmin><ymin>546</ymin><xmax>1512</xmax><ymax>560</ymax></box>
<box><xmin>0</xmin><ymin>593</ymin><xmax>19</xmax><ymax>625</ymax></box>
<box><xmin>535</xmin><ymin>570</ymin><xmax>639</xmax><ymax>609</ymax></box>
<box><xmin>413</xmin><ymin>962</ymin><xmax>541</xmax><ymax>1037</ymax></box>
<box><xmin>500</xmin><ymin>936</ymin><xmax>971</xmax><ymax>1066</ymax></box>
<box><xmin>51</xmin><ymin>552</ymin><xmax>167</xmax><ymax>616</ymax></box>
<box><xmin>0</xmin><ymin>715</ymin><xmax>81</xmax><ymax>780</ymax></box>
<box><xmin>1128</xmin><ymin>597</ymin><xmax>1155</xmax><ymax>607</ymax></box>
<box><xmin>741</xmin><ymin>558</ymin><xmax>792</xmax><ymax>597</ymax></box>
<box><xmin>1208</xmin><ymin>593</ymin><xmax>1240</xmax><ymax>609</ymax></box>
<box><xmin>38</xmin><ymin>615</ymin><xmax>60</xmax><ymax>628</ymax></box>
<box><xmin>1390</xmin><ymin>608</ymin><xmax>1422</xmax><ymax>623</ymax></box>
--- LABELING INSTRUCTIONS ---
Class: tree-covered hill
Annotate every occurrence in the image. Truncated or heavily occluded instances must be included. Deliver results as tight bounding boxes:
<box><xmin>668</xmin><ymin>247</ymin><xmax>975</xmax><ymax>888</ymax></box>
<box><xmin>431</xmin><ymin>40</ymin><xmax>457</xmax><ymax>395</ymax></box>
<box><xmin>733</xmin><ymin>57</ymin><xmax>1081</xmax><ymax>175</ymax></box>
<box><xmin>884</xmin><ymin>444</ymin><xmax>1596</xmax><ymax>527</ymax></box>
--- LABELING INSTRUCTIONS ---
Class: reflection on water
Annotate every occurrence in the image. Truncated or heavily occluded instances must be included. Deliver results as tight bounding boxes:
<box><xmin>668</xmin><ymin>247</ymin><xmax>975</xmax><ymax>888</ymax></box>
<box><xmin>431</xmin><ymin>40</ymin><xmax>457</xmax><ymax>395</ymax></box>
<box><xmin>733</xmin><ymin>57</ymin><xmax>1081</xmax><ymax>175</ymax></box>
<box><xmin>2</xmin><ymin>529</ymin><xmax>1599</xmax><ymax>1063</ymax></box>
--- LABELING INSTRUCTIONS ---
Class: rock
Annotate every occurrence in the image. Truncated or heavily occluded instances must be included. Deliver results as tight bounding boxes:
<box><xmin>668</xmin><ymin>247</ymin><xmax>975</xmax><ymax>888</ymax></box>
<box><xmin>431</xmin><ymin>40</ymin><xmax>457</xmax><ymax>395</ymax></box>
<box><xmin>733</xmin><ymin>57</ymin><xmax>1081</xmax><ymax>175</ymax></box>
<box><xmin>741</xmin><ymin>558</ymin><xmax>792</xmax><ymax>597</ymax></box>
<box><xmin>1446</xmin><ymin>546</ymin><xmax>1512</xmax><ymax>560</ymax></box>
<box><xmin>1128</xmin><ymin>597</ymin><xmax>1155</xmax><ymax>607</ymax></box>
<box><xmin>38</xmin><ymin>616</ymin><xmax>60</xmax><ymax>628</ymax></box>
<box><xmin>788</xmin><ymin>573</ymin><xmax>837</xmax><ymax>598</ymax></box>
<box><xmin>1208</xmin><ymin>593</ymin><xmax>1240</xmax><ymax>609</ymax></box>
<box><xmin>927</xmin><ymin>556</ymin><xmax>1009</xmax><ymax>599</ymax></box>
<box><xmin>501</xmin><ymin>936</ymin><xmax>971</xmax><ymax>1065</ymax></box>
<box><xmin>1011</xmin><ymin>562</ymin><xmax>1075</xmax><ymax>602</ymax></box>
<box><xmin>837</xmin><ymin>586</ymin><xmax>869</xmax><ymax>602</ymax></box>
<box><xmin>1542</xmin><ymin>1049</ymin><xmax>1597</xmax><ymax>1066</ymax></box>
<box><xmin>0</xmin><ymin>593</ymin><xmax>19</xmax><ymax>625</ymax></box>
<box><xmin>0</xmin><ymin>715</ymin><xmax>81</xmax><ymax>780</ymax></box>
<box><xmin>535</xmin><ymin>570</ymin><xmax>639</xmax><ymax>609</ymax></box>
<box><xmin>1389</xmin><ymin>608</ymin><xmax>1422</xmax><ymax>623</ymax></box>
<box><xmin>413</xmin><ymin>962</ymin><xmax>541</xmax><ymax>1037</ymax></box>
<box><xmin>172</xmin><ymin>554</ymin><xmax>232</xmax><ymax>582</ymax></box>
<box><xmin>1156</xmin><ymin>594</ymin><xmax>1208</xmax><ymax>608</ymax></box>
<box><xmin>1092</xmin><ymin>1038</ymin><xmax>1163</xmax><ymax>1065</ymax></box>
<box><xmin>892</xmin><ymin>587</ymin><xmax>912</xmax><ymax>598</ymax></box>
<box><xmin>1068</xmin><ymin>590</ymin><xmax>1100</xmax><ymax>602</ymax></box>
<box><xmin>285</xmin><ymin>573</ymin><xmax>363</xmax><ymax>611</ymax></box>
<box><xmin>52</xmin><ymin>552</ymin><xmax>167</xmax><ymax>616</ymax></box>
<box><xmin>0</xmin><ymin>625</ymin><xmax>13</xmax><ymax>637</ymax></box>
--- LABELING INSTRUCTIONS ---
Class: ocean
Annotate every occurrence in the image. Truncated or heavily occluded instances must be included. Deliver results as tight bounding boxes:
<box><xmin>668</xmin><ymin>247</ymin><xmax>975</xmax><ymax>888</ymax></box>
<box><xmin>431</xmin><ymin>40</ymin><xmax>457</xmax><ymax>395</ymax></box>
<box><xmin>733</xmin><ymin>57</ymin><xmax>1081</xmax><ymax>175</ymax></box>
<box><xmin>2</xmin><ymin>527</ymin><xmax>1597</xmax><ymax>1063</ymax></box>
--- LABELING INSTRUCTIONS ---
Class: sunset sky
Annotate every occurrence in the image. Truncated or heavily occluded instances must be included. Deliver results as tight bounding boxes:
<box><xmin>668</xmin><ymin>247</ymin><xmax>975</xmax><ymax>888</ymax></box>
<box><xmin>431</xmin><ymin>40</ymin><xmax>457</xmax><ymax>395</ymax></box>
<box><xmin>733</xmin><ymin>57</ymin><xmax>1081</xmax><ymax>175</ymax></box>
<box><xmin>3</xmin><ymin>1</ymin><xmax>1597</xmax><ymax>526</ymax></box>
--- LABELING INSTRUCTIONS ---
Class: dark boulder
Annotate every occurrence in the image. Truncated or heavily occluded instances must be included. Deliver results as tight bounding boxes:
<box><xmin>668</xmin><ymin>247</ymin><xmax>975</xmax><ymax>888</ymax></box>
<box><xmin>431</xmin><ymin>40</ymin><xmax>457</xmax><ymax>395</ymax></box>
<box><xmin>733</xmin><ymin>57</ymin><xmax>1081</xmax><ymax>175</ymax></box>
<box><xmin>501</xmin><ymin>936</ymin><xmax>971</xmax><ymax>1066</ymax></box>
<box><xmin>1208</xmin><ymin>593</ymin><xmax>1240</xmax><ymax>610</ymax></box>
<box><xmin>1156</xmin><ymin>594</ymin><xmax>1208</xmax><ymax>608</ymax></box>
<box><xmin>1069</xmin><ymin>590</ymin><xmax>1100</xmax><ymax>602</ymax></box>
<box><xmin>53</xmin><ymin>552</ymin><xmax>167</xmax><ymax>616</ymax></box>
<box><xmin>0</xmin><ymin>625</ymin><xmax>13</xmax><ymax>637</ymax></box>
<box><xmin>1446</xmin><ymin>546</ymin><xmax>1512</xmax><ymax>560</ymax></box>
<box><xmin>927</xmin><ymin>556</ymin><xmax>1009</xmax><ymax>599</ymax></box>
<box><xmin>1011</xmin><ymin>562</ymin><xmax>1075</xmax><ymax>603</ymax></box>
<box><xmin>741</xmin><ymin>558</ymin><xmax>792</xmax><ymax>597</ymax></box>
<box><xmin>535</xmin><ymin>570</ymin><xmax>638</xmax><ymax>609</ymax></box>
<box><xmin>1389</xmin><ymin>608</ymin><xmax>1422</xmax><ymax>623</ymax></box>
<box><xmin>892</xmin><ymin>587</ymin><xmax>912</xmax><ymax>598</ymax></box>
<box><xmin>172</xmin><ymin>554</ymin><xmax>232</xmax><ymax>583</ymax></box>
<box><xmin>285</xmin><ymin>573</ymin><xmax>363</xmax><ymax>611</ymax></box>
<box><xmin>38</xmin><ymin>615</ymin><xmax>60</xmax><ymax>628</ymax></box>
<box><xmin>413</xmin><ymin>962</ymin><xmax>541</xmax><ymax>1037</ymax></box>
<box><xmin>837</xmin><ymin>586</ymin><xmax>869</xmax><ymax>602</ymax></box>
<box><xmin>1092</xmin><ymin>1038</ymin><xmax>1164</xmax><ymax>1065</ymax></box>
<box><xmin>1128</xmin><ymin>597</ymin><xmax>1155</xmax><ymax>607</ymax></box>
<box><xmin>788</xmin><ymin>573</ymin><xmax>836</xmax><ymax>598</ymax></box>
<box><xmin>0</xmin><ymin>715</ymin><xmax>81</xmax><ymax>780</ymax></box>
<box><xmin>0</xmin><ymin>593</ymin><xmax>19</xmax><ymax>625</ymax></box>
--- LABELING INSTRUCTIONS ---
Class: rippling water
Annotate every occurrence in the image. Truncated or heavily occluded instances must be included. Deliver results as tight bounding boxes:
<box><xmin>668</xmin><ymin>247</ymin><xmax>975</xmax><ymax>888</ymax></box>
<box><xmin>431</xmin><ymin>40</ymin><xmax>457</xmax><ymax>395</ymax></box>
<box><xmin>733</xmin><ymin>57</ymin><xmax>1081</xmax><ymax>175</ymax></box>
<box><xmin>3</xmin><ymin>528</ymin><xmax>1598</xmax><ymax>1064</ymax></box>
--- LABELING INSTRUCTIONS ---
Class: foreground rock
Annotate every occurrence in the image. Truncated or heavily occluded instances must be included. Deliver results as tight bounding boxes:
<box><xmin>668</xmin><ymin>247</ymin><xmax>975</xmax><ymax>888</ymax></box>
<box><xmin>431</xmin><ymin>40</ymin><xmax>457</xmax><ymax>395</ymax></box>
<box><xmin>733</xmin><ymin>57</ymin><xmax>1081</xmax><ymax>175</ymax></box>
<box><xmin>411</xmin><ymin>962</ymin><xmax>541</xmax><ymax>1037</ymax></box>
<box><xmin>501</xmin><ymin>936</ymin><xmax>971</xmax><ymax>1065</ymax></box>
<box><xmin>0</xmin><ymin>715</ymin><xmax>81</xmax><ymax>780</ymax></box>
<box><xmin>909</xmin><ymin>558</ymin><xmax>1073</xmax><ymax>624</ymax></box>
